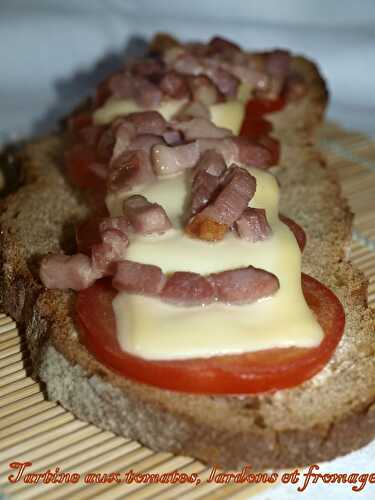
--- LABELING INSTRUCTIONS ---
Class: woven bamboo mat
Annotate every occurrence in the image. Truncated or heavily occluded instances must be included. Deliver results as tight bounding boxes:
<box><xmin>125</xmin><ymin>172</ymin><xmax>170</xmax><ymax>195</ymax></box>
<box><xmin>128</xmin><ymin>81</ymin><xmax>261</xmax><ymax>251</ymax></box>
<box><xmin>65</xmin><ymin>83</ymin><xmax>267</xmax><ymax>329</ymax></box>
<box><xmin>0</xmin><ymin>122</ymin><xmax>374</xmax><ymax>499</ymax></box>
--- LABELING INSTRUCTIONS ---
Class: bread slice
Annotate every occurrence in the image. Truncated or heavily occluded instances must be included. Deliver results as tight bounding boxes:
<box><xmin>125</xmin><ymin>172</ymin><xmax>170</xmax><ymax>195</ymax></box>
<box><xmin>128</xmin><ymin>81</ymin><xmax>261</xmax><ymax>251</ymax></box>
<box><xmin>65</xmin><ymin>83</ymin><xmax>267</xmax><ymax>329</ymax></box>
<box><xmin>0</xmin><ymin>56</ymin><xmax>374</xmax><ymax>471</ymax></box>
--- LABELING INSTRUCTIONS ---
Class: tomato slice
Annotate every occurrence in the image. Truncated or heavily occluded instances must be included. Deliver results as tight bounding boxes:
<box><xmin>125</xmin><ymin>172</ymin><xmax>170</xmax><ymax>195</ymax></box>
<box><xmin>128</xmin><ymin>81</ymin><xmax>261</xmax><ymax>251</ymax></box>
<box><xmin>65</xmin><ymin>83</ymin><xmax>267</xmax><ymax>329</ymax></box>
<box><xmin>76</xmin><ymin>215</ymin><xmax>103</xmax><ymax>254</ymax></box>
<box><xmin>76</xmin><ymin>274</ymin><xmax>345</xmax><ymax>394</ymax></box>
<box><xmin>64</xmin><ymin>143</ymin><xmax>103</xmax><ymax>190</ymax></box>
<box><xmin>245</xmin><ymin>97</ymin><xmax>286</xmax><ymax>117</ymax></box>
<box><xmin>240</xmin><ymin>117</ymin><xmax>272</xmax><ymax>140</ymax></box>
<box><xmin>279</xmin><ymin>214</ymin><xmax>306</xmax><ymax>252</ymax></box>
<box><xmin>67</xmin><ymin>112</ymin><xmax>92</xmax><ymax>133</ymax></box>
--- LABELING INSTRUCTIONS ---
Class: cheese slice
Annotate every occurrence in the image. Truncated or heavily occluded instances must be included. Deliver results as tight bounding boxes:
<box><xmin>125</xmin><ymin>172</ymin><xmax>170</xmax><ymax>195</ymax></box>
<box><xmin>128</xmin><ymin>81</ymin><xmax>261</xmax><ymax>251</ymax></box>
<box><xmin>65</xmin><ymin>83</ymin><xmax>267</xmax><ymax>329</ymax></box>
<box><xmin>109</xmin><ymin>166</ymin><xmax>323</xmax><ymax>360</ymax></box>
<box><xmin>94</xmin><ymin>97</ymin><xmax>189</xmax><ymax>125</ymax></box>
<box><xmin>100</xmin><ymin>96</ymin><xmax>323</xmax><ymax>361</ymax></box>
<box><xmin>94</xmin><ymin>97</ymin><xmax>244</xmax><ymax>134</ymax></box>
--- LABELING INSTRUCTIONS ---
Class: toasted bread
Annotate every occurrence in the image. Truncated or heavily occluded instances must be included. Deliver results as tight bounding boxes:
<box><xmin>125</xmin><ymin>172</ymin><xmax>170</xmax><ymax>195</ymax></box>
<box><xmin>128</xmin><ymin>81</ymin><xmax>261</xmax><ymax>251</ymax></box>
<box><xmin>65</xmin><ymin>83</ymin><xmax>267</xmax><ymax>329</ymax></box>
<box><xmin>0</xmin><ymin>54</ymin><xmax>374</xmax><ymax>471</ymax></box>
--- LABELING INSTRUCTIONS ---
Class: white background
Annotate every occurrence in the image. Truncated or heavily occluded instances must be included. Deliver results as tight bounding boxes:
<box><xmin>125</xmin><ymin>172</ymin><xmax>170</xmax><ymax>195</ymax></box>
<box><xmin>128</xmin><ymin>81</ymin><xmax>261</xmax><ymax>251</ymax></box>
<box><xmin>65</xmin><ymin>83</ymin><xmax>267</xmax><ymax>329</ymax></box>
<box><xmin>0</xmin><ymin>1</ymin><xmax>374</xmax><ymax>498</ymax></box>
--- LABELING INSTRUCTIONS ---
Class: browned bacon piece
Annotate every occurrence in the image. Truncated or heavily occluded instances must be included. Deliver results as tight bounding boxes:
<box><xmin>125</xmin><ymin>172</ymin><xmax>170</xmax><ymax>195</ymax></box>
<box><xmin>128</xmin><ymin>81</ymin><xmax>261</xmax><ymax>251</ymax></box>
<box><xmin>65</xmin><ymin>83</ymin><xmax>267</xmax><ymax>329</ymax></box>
<box><xmin>208</xmin><ymin>266</ymin><xmax>279</xmax><ymax>304</ymax></box>
<box><xmin>235</xmin><ymin>208</ymin><xmax>272</xmax><ymax>242</ymax></box>
<box><xmin>123</xmin><ymin>195</ymin><xmax>172</xmax><ymax>235</ymax></box>
<box><xmin>113</xmin><ymin>261</ymin><xmax>166</xmax><ymax>296</ymax></box>
<box><xmin>175</xmin><ymin>117</ymin><xmax>232</xmax><ymax>141</ymax></box>
<box><xmin>171</xmin><ymin>52</ymin><xmax>239</xmax><ymax>97</ymax></box>
<box><xmin>109</xmin><ymin>72</ymin><xmax>162</xmax><ymax>108</ymax></box>
<box><xmin>186</xmin><ymin>166</ymin><xmax>256</xmax><ymax>241</ymax></box>
<box><xmin>40</xmin><ymin>253</ymin><xmax>98</xmax><ymax>291</ymax></box>
<box><xmin>162</xmin><ymin>129</ymin><xmax>183</xmax><ymax>146</ymax></box>
<box><xmin>159</xmin><ymin>71</ymin><xmax>190</xmax><ymax>99</ymax></box>
<box><xmin>197</xmin><ymin>137</ymin><xmax>237</xmax><ymax>164</ymax></box>
<box><xmin>190</xmin><ymin>150</ymin><xmax>227</xmax><ymax>215</ymax></box>
<box><xmin>208</xmin><ymin>36</ymin><xmax>241</xmax><ymax>54</ymax></box>
<box><xmin>161</xmin><ymin>272</ymin><xmax>215</xmax><ymax>306</ymax></box>
<box><xmin>91</xmin><ymin>229</ymin><xmax>129</xmax><ymax>276</ymax></box>
<box><xmin>131</xmin><ymin>58</ymin><xmax>165</xmax><ymax>79</ymax></box>
<box><xmin>126</xmin><ymin>111</ymin><xmax>167</xmax><ymax>136</ymax></box>
<box><xmin>108</xmin><ymin>150</ymin><xmax>156</xmax><ymax>193</ymax></box>
<box><xmin>232</xmin><ymin>137</ymin><xmax>275</xmax><ymax>167</ymax></box>
<box><xmin>151</xmin><ymin>141</ymin><xmax>200</xmax><ymax>176</ymax></box>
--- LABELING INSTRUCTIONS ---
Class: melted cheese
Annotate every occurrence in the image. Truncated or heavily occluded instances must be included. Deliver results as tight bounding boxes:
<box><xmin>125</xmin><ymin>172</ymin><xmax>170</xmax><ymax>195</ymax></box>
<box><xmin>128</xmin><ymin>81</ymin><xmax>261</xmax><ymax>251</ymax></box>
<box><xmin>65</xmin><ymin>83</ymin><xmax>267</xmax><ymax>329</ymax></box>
<box><xmin>94</xmin><ymin>98</ymin><xmax>187</xmax><ymax>125</ymax></box>
<box><xmin>94</xmin><ymin>97</ymin><xmax>244</xmax><ymax>134</ymax></box>
<box><xmin>109</xmin><ymin>167</ymin><xmax>323</xmax><ymax>360</ymax></box>
<box><xmin>99</xmin><ymin>94</ymin><xmax>323</xmax><ymax>361</ymax></box>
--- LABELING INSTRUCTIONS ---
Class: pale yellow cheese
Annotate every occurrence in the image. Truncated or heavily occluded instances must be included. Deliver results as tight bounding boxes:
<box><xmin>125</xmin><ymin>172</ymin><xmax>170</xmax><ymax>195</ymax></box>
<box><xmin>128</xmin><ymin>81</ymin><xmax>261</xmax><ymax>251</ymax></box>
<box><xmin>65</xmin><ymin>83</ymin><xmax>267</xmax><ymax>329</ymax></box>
<box><xmin>93</xmin><ymin>96</ymin><xmax>244</xmax><ymax>134</ymax></box>
<box><xmin>209</xmin><ymin>101</ymin><xmax>245</xmax><ymax>134</ymax></box>
<box><xmin>110</xmin><ymin>167</ymin><xmax>323</xmax><ymax>360</ymax></box>
<box><xmin>99</xmin><ymin>94</ymin><xmax>323</xmax><ymax>361</ymax></box>
<box><xmin>93</xmin><ymin>98</ymin><xmax>187</xmax><ymax>125</ymax></box>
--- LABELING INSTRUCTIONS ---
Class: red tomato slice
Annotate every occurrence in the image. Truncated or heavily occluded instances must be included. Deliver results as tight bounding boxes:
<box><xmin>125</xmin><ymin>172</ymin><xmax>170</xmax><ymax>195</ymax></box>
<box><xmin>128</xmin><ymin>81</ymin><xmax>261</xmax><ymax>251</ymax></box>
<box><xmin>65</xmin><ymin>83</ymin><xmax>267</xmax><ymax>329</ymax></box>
<box><xmin>279</xmin><ymin>214</ymin><xmax>306</xmax><ymax>252</ymax></box>
<box><xmin>245</xmin><ymin>97</ymin><xmax>286</xmax><ymax>117</ymax></box>
<box><xmin>240</xmin><ymin>116</ymin><xmax>273</xmax><ymax>140</ymax></box>
<box><xmin>67</xmin><ymin>112</ymin><xmax>92</xmax><ymax>133</ymax></box>
<box><xmin>76</xmin><ymin>274</ymin><xmax>345</xmax><ymax>395</ymax></box>
<box><xmin>95</xmin><ymin>78</ymin><xmax>111</xmax><ymax>107</ymax></box>
<box><xmin>64</xmin><ymin>143</ymin><xmax>103</xmax><ymax>190</ymax></box>
<box><xmin>76</xmin><ymin>215</ymin><xmax>103</xmax><ymax>255</ymax></box>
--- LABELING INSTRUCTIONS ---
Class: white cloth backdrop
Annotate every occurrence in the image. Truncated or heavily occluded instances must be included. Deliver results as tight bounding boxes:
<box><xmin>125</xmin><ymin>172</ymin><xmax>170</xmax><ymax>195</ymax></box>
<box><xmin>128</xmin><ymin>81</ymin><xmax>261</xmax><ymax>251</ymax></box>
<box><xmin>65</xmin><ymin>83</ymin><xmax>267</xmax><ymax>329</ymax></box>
<box><xmin>0</xmin><ymin>1</ymin><xmax>374</xmax><ymax>498</ymax></box>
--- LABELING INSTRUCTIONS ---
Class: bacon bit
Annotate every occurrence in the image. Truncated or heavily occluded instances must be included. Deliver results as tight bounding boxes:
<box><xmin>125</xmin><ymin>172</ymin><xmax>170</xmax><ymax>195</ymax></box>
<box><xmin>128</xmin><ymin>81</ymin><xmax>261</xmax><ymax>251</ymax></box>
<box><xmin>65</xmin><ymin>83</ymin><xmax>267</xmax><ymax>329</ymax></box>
<box><xmin>161</xmin><ymin>272</ymin><xmax>215</xmax><ymax>306</ymax></box>
<box><xmin>204</xmin><ymin>63</ymin><xmax>239</xmax><ymax>97</ymax></box>
<box><xmin>131</xmin><ymin>58</ymin><xmax>165</xmax><ymax>78</ymax></box>
<box><xmin>113</xmin><ymin>260</ymin><xmax>166</xmax><ymax>296</ymax></box>
<box><xmin>162</xmin><ymin>129</ymin><xmax>183</xmax><ymax>146</ymax></box>
<box><xmin>185</xmin><ymin>215</ymin><xmax>228</xmax><ymax>241</ymax></box>
<box><xmin>40</xmin><ymin>253</ymin><xmax>98</xmax><ymax>291</ymax></box>
<box><xmin>151</xmin><ymin>142</ymin><xmax>200</xmax><ymax>176</ymax></box>
<box><xmin>209</xmin><ymin>266</ymin><xmax>279</xmax><ymax>304</ymax></box>
<box><xmin>108</xmin><ymin>150</ymin><xmax>155</xmax><ymax>193</ymax></box>
<box><xmin>190</xmin><ymin>150</ymin><xmax>226</xmax><ymax>215</ymax></box>
<box><xmin>91</xmin><ymin>229</ymin><xmax>129</xmax><ymax>276</ymax></box>
<box><xmin>123</xmin><ymin>195</ymin><xmax>172</xmax><ymax>235</ymax></box>
<box><xmin>208</xmin><ymin>36</ymin><xmax>241</xmax><ymax>54</ymax></box>
<box><xmin>159</xmin><ymin>71</ymin><xmax>190</xmax><ymax>99</ymax></box>
<box><xmin>232</xmin><ymin>137</ymin><xmax>274</xmax><ymax>167</ymax></box>
<box><xmin>126</xmin><ymin>111</ymin><xmax>167</xmax><ymax>136</ymax></box>
<box><xmin>186</xmin><ymin>166</ymin><xmax>256</xmax><ymax>241</ymax></box>
<box><xmin>175</xmin><ymin>117</ymin><xmax>232</xmax><ymax>141</ymax></box>
<box><xmin>235</xmin><ymin>208</ymin><xmax>272</xmax><ymax>242</ymax></box>
<box><xmin>109</xmin><ymin>72</ymin><xmax>163</xmax><ymax>108</ymax></box>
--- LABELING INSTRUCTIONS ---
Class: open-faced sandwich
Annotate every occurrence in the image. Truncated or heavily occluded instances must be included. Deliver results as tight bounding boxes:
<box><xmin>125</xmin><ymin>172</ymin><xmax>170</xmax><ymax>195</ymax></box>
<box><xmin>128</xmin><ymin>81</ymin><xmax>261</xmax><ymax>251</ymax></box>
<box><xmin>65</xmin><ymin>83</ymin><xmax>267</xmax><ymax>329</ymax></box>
<box><xmin>0</xmin><ymin>34</ymin><xmax>374</xmax><ymax>471</ymax></box>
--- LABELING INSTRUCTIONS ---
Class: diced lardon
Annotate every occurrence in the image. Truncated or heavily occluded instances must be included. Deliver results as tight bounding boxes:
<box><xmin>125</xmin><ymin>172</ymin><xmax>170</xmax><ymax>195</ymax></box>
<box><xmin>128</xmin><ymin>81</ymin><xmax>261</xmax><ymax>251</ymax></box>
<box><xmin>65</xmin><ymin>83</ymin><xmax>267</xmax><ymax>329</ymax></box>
<box><xmin>113</xmin><ymin>261</ymin><xmax>166</xmax><ymax>296</ymax></box>
<box><xmin>40</xmin><ymin>254</ymin><xmax>99</xmax><ymax>291</ymax></box>
<box><xmin>186</xmin><ymin>166</ymin><xmax>256</xmax><ymax>241</ymax></box>
<box><xmin>190</xmin><ymin>150</ymin><xmax>227</xmax><ymax>216</ymax></box>
<box><xmin>235</xmin><ymin>208</ymin><xmax>272</xmax><ymax>242</ymax></box>
<box><xmin>123</xmin><ymin>195</ymin><xmax>172</xmax><ymax>235</ymax></box>
<box><xmin>208</xmin><ymin>266</ymin><xmax>279</xmax><ymax>305</ymax></box>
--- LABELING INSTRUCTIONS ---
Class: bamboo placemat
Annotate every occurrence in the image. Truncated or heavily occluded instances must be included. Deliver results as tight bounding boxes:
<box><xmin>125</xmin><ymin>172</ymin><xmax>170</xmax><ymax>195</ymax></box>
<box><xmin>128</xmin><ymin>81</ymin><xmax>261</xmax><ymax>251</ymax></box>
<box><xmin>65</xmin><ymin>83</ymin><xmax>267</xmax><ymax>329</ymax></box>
<box><xmin>0</xmin><ymin>122</ymin><xmax>374</xmax><ymax>499</ymax></box>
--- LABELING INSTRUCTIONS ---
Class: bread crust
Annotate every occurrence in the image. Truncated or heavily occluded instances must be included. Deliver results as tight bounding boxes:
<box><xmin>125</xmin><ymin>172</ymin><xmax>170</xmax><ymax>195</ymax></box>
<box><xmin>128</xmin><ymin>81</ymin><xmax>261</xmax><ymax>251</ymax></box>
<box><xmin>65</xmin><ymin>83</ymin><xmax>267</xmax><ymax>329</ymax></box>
<box><xmin>1</xmin><ymin>57</ymin><xmax>374</xmax><ymax>471</ymax></box>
